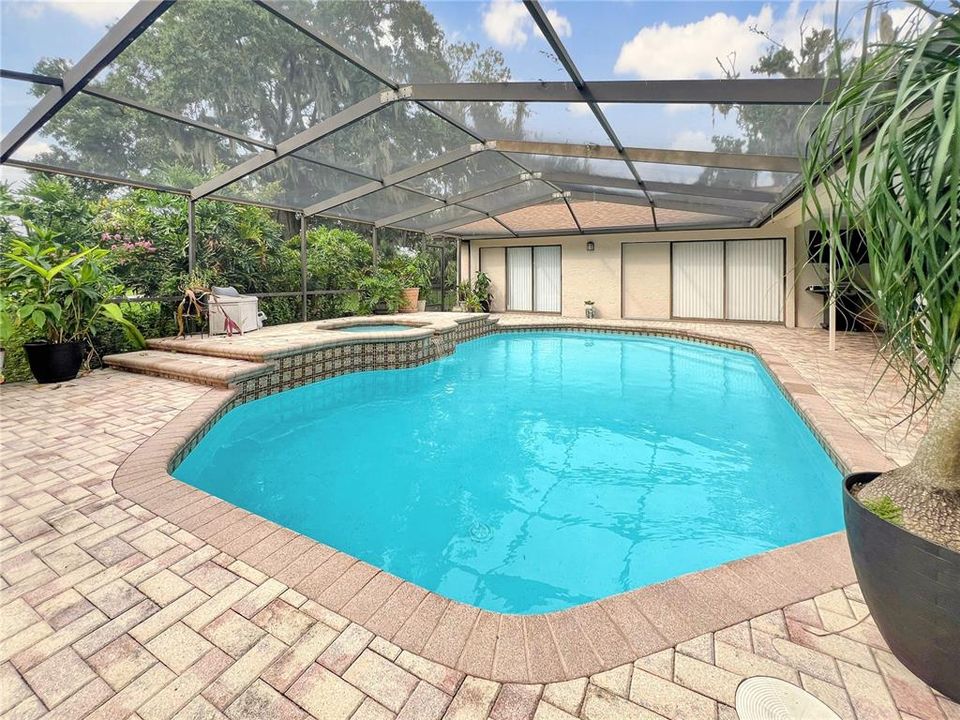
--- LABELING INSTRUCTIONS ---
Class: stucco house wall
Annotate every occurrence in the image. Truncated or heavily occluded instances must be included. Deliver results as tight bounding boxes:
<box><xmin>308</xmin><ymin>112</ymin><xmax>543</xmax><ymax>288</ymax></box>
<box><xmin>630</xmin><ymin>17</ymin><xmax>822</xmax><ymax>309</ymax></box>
<box><xmin>461</xmin><ymin>220</ymin><xmax>820</xmax><ymax>327</ymax></box>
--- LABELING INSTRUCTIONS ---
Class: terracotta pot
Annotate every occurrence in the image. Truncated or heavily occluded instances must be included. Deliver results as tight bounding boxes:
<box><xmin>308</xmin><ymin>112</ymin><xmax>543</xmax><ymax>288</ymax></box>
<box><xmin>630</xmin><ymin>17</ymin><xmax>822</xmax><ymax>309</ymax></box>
<box><xmin>400</xmin><ymin>287</ymin><xmax>419</xmax><ymax>313</ymax></box>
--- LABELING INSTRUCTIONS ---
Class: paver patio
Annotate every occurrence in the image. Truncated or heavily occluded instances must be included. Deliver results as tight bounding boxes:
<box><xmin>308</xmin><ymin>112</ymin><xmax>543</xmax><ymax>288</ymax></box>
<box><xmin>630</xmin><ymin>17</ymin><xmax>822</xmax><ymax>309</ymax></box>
<box><xmin>1</xmin><ymin>320</ymin><xmax>955</xmax><ymax>720</ymax></box>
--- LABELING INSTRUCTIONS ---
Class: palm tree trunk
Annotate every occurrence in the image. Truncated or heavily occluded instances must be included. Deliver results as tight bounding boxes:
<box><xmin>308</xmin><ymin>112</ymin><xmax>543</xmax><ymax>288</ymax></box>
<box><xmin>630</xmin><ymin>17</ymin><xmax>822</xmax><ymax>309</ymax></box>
<box><xmin>858</xmin><ymin>361</ymin><xmax>960</xmax><ymax>549</ymax></box>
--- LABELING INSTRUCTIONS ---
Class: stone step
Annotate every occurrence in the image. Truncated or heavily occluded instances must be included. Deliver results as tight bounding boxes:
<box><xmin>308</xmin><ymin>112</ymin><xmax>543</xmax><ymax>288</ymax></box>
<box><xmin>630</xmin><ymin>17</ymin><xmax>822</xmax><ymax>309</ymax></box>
<box><xmin>104</xmin><ymin>350</ymin><xmax>272</xmax><ymax>388</ymax></box>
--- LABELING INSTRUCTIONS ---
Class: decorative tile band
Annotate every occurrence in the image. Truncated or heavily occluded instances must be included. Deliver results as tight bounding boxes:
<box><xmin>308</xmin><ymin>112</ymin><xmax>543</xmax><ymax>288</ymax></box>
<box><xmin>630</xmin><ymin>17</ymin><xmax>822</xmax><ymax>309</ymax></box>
<box><xmin>168</xmin><ymin>317</ymin><xmax>883</xmax><ymax>479</ymax></box>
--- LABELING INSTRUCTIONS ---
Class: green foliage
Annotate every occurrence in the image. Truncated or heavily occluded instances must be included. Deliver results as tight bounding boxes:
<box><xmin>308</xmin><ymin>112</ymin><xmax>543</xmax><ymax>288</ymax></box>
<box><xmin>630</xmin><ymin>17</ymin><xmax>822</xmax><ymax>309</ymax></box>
<box><xmin>862</xmin><ymin>496</ymin><xmax>904</xmax><ymax>526</ymax></box>
<box><xmin>306</xmin><ymin>226</ymin><xmax>372</xmax><ymax>318</ymax></box>
<box><xmin>456</xmin><ymin>276</ymin><xmax>486</xmax><ymax>312</ymax></box>
<box><xmin>30</xmin><ymin>0</ymin><xmax>520</xmax><ymax>197</ymax></box>
<box><xmin>704</xmin><ymin>10</ymin><xmax>856</xmax><ymax>187</ymax></box>
<box><xmin>2</xmin><ymin>222</ymin><xmax>145</xmax><ymax>362</ymax></box>
<box><xmin>381</xmin><ymin>254</ymin><xmax>427</xmax><ymax>291</ymax></box>
<box><xmin>801</xmin><ymin>6</ymin><xmax>960</xmax><ymax>404</ymax></box>
<box><xmin>352</xmin><ymin>267</ymin><xmax>407</xmax><ymax>315</ymax></box>
<box><xmin>473</xmin><ymin>271</ymin><xmax>492</xmax><ymax>303</ymax></box>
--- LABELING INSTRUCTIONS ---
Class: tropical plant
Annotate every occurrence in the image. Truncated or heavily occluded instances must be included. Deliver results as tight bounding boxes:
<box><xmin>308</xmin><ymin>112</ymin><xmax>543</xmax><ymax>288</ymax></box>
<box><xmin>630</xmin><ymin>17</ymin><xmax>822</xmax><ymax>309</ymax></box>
<box><xmin>472</xmin><ymin>270</ymin><xmax>492</xmax><ymax>306</ymax></box>
<box><xmin>382</xmin><ymin>252</ymin><xmax>430</xmax><ymax>291</ymax></box>
<box><xmin>305</xmin><ymin>226</ymin><xmax>372</xmax><ymax>318</ymax></box>
<box><xmin>0</xmin><ymin>295</ymin><xmax>13</xmax><ymax>383</ymax></box>
<box><xmin>801</xmin><ymin>4</ymin><xmax>959</xmax><ymax>548</ymax></box>
<box><xmin>456</xmin><ymin>280</ymin><xmax>476</xmax><ymax>310</ymax></box>
<box><xmin>352</xmin><ymin>267</ymin><xmax>407</xmax><ymax>315</ymax></box>
<box><xmin>3</xmin><ymin>224</ymin><xmax>145</xmax><ymax>357</ymax></box>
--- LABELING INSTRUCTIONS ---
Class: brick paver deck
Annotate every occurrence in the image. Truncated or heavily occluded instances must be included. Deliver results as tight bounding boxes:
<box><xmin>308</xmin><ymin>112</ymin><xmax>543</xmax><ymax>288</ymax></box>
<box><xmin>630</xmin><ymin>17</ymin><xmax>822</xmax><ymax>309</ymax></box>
<box><xmin>2</xmin><ymin>320</ymin><xmax>955</xmax><ymax>719</ymax></box>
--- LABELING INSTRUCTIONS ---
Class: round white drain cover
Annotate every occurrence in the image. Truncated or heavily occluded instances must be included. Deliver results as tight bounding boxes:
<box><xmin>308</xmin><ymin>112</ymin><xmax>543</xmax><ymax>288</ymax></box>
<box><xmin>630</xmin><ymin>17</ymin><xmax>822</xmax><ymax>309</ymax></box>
<box><xmin>735</xmin><ymin>677</ymin><xmax>841</xmax><ymax>720</ymax></box>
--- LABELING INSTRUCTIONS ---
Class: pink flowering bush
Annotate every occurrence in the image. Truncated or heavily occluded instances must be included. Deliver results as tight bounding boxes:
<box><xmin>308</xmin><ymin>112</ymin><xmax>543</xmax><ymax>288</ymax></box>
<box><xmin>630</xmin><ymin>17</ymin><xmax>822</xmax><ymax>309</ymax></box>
<box><xmin>102</xmin><ymin>233</ymin><xmax>157</xmax><ymax>265</ymax></box>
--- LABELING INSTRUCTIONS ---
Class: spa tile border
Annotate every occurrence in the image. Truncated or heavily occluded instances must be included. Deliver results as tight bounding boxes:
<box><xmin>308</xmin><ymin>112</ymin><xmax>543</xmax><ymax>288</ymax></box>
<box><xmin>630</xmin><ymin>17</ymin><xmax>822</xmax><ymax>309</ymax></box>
<box><xmin>112</xmin><ymin>319</ymin><xmax>891</xmax><ymax>684</ymax></box>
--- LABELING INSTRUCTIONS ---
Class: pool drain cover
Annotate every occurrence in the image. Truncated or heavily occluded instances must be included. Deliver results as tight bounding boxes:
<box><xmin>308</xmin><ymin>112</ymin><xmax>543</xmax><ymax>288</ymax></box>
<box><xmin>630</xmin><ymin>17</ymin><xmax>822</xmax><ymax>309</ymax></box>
<box><xmin>469</xmin><ymin>522</ymin><xmax>492</xmax><ymax>542</ymax></box>
<box><xmin>735</xmin><ymin>677</ymin><xmax>841</xmax><ymax>720</ymax></box>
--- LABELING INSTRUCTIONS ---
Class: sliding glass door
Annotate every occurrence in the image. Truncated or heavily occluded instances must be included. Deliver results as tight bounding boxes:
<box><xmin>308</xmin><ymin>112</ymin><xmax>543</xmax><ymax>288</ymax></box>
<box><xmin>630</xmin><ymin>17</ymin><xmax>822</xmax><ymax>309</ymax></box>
<box><xmin>506</xmin><ymin>245</ymin><xmax>561</xmax><ymax>313</ymax></box>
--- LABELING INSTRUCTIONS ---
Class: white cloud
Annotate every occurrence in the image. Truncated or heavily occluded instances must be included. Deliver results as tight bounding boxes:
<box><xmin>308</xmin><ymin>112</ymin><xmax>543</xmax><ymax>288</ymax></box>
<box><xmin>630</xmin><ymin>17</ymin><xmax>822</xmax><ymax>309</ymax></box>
<box><xmin>664</xmin><ymin>104</ymin><xmax>698</xmax><ymax>115</ymax></box>
<box><xmin>614</xmin><ymin>6</ymin><xmax>776</xmax><ymax>80</ymax></box>
<box><xmin>612</xmin><ymin>0</ymin><xmax>898</xmax><ymax>81</ymax></box>
<box><xmin>16</xmin><ymin>140</ymin><xmax>51</xmax><ymax>161</ymax></box>
<box><xmin>670</xmin><ymin>130</ymin><xmax>714</xmax><ymax>153</ymax></box>
<box><xmin>10</xmin><ymin>0</ymin><xmax>136</xmax><ymax>27</ymax></box>
<box><xmin>483</xmin><ymin>0</ymin><xmax>531</xmax><ymax>48</ymax></box>
<box><xmin>0</xmin><ymin>164</ymin><xmax>31</xmax><ymax>190</ymax></box>
<box><xmin>545</xmin><ymin>8</ymin><xmax>572</xmax><ymax>39</ymax></box>
<box><xmin>567</xmin><ymin>103</ymin><xmax>592</xmax><ymax>117</ymax></box>
<box><xmin>482</xmin><ymin>0</ymin><xmax>571</xmax><ymax>49</ymax></box>
<box><xmin>882</xmin><ymin>5</ymin><xmax>935</xmax><ymax>39</ymax></box>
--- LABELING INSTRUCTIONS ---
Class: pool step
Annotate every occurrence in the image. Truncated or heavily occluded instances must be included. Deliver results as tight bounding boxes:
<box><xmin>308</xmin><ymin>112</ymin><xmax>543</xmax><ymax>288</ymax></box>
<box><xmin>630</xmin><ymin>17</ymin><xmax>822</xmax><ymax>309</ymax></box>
<box><xmin>104</xmin><ymin>350</ymin><xmax>272</xmax><ymax>388</ymax></box>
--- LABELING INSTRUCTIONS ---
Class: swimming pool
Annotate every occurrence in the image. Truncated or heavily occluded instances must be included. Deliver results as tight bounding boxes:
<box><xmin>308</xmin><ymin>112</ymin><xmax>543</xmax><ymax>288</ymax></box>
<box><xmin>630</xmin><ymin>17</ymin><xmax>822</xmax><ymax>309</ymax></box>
<box><xmin>175</xmin><ymin>331</ymin><xmax>842</xmax><ymax>613</ymax></box>
<box><xmin>334</xmin><ymin>323</ymin><xmax>419</xmax><ymax>333</ymax></box>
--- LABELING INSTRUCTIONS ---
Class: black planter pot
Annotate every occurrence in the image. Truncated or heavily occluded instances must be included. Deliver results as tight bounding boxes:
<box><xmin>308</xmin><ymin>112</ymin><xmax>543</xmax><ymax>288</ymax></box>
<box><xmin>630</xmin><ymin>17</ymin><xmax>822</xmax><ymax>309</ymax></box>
<box><xmin>843</xmin><ymin>472</ymin><xmax>960</xmax><ymax>701</ymax></box>
<box><xmin>23</xmin><ymin>341</ymin><xmax>86</xmax><ymax>384</ymax></box>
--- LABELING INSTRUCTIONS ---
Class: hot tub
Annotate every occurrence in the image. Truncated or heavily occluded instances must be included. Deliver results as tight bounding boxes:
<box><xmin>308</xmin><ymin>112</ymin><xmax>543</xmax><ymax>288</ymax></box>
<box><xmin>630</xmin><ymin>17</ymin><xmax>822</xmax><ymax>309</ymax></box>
<box><xmin>333</xmin><ymin>323</ymin><xmax>421</xmax><ymax>333</ymax></box>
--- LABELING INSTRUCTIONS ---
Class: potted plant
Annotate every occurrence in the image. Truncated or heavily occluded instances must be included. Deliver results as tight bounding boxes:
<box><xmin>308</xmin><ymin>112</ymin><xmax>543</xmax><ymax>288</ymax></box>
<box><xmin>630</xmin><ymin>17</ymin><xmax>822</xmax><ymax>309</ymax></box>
<box><xmin>473</xmin><ymin>271</ymin><xmax>492</xmax><ymax>312</ymax></box>
<box><xmin>352</xmin><ymin>267</ymin><xmax>406</xmax><ymax>315</ymax></box>
<box><xmin>382</xmin><ymin>254</ymin><xmax>425</xmax><ymax>313</ymax></box>
<box><xmin>585</xmin><ymin>300</ymin><xmax>597</xmax><ymax>319</ymax></box>
<box><xmin>411</xmin><ymin>250</ymin><xmax>436</xmax><ymax>313</ymax></box>
<box><xmin>4</xmin><ymin>223</ymin><xmax>145</xmax><ymax>383</ymax></box>
<box><xmin>802</xmin><ymin>8</ymin><xmax>958</xmax><ymax>700</ymax></box>
<box><xmin>453</xmin><ymin>281</ymin><xmax>473</xmax><ymax>312</ymax></box>
<box><xmin>175</xmin><ymin>268</ymin><xmax>214</xmax><ymax>338</ymax></box>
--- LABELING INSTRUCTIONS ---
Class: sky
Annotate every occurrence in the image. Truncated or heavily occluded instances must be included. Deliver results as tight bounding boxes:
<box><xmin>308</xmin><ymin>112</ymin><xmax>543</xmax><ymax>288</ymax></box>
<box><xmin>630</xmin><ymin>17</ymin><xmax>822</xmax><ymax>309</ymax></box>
<box><xmin>0</xmin><ymin>0</ymin><xmax>936</xmax><ymax>189</ymax></box>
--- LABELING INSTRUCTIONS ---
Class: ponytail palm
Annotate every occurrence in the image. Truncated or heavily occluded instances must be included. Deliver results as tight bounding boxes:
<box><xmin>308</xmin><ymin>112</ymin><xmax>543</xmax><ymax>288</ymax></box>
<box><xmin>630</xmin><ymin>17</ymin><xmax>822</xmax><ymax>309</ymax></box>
<box><xmin>801</xmin><ymin>4</ymin><xmax>959</xmax><ymax>547</ymax></box>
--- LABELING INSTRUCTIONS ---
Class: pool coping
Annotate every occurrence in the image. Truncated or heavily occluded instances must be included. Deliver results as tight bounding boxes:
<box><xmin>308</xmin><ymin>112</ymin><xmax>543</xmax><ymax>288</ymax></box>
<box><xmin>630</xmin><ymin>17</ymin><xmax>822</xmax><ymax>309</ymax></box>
<box><xmin>111</xmin><ymin>319</ymin><xmax>895</xmax><ymax>684</ymax></box>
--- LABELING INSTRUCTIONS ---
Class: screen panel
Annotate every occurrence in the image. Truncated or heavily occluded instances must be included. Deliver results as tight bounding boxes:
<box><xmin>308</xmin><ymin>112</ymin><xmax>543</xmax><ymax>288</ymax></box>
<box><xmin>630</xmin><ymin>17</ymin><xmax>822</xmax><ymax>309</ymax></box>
<box><xmin>9</xmin><ymin>92</ymin><xmax>259</xmax><ymax>191</ymax></box>
<box><xmin>87</xmin><ymin>0</ymin><xmax>386</xmax><ymax>145</ymax></box>
<box><xmin>296</xmin><ymin>102</ymin><xmax>474</xmax><ymax>180</ymax></box>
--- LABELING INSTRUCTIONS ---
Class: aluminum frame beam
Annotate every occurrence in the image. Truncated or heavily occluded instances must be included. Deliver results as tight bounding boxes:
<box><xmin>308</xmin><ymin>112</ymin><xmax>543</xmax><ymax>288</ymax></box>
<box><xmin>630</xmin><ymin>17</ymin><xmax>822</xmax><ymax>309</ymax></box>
<box><xmin>491</xmin><ymin>139</ymin><xmax>800</xmax><ymax>173</ymax></box>
<box><xmin>254</xmin><ymin>0</ymin><xmax>398</xmax><ymax>90</ymax></box>
<box><xmin>3</xmin><ymin>72</ymin><xmax>451</xmax><ymax>207</ymax></box>
<box><xmin>191</xmin><ymin>89</ymin><xmax>400</xmax><ymax>200</ymax></box>
<box><xmin>83</xmin><ymin>87</ymin><xmax>275</xmax><ymax>150</ymax></box>
<box><xmin>522</xmin><ymin>0</ymin><xmax>657</xmax><ymax>226</ymax></box>
<box><xmin>558</xmin><ymin>183</ymin><xmax>767</xmax><ymax>214</ymax></box>
<box><xmin>424</xmin><ymin>190</ymin><xmax>564</xmax><ymax>234</ymax></box>
<box><xmin>449</xmin><ymin>217</ymin><xmax>750</xmax><ymax>240</ymax></box>
<box><xmin>540</xmin><ymin>171</ymin><xmax>780</xmax><ymax>203</ymax></box>
<box><xmin>405</xmin><ymin>78</ymin><xmax>838</xmax><ymax>105</ymax></box>
<box><xmin>303</xmin><ymin>142</ymin><xmax>486</xmax><ymax>216</ymax></box>
<box><xmin>1</xmin><ymin>0</ymin><xmax>172</xmax><ymax>163</ymax></box>
<box><xmin>0</xmin><ymin>69</ymin><xmax>62</xmax><ymax>86</ymax></box>
<box><xmin>421</xmin><ymin>211</ymin><xmax>487</xmax><ymax>235</ymax></box>
<box><xmin>374</xmin><ymin>172</ymin><xmax>537</xmax><ymax>228</ymax></box>
<box><xmin>565</xmin><ymin>189</ymin><xmax>757</xmax><ymax>219</ymax></box>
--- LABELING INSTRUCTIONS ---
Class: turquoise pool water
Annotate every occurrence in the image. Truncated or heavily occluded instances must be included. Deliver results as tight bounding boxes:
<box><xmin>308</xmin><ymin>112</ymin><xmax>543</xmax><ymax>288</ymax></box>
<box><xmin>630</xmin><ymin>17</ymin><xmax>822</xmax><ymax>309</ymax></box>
<box><xmin>175</xmin><ymin>332</ymin><xmax>842</xmax><ymax>613</ymax></box>
<box><xmin>336</xmin><ymin>324</ymin><xmax>416</xmax><ymax>333</ymax></box>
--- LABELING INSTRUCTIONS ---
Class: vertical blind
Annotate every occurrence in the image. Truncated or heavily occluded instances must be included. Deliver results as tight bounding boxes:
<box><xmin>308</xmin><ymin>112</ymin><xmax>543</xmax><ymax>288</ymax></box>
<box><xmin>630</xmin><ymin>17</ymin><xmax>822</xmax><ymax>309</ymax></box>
<box><xmin>533</xmin><ymin>245</ymin><xmax>561</xmax><ymax>312</ymax></box>
<box><xmin>506</xmin><ymin>245</ymin><xmax>561</xmax><ymax>312</ymax></box>
<box><xmin>672</xmin><ymin>241</ymin><xmax>724</xmax><ymax>318</ymax></box>
<box><xmin>725</xmin><ymin>239</ymin><xmax>784</xmax><ymax>322</ymax></box>
<box><xmin>506</xmin><ymin>246</ymin><xmax>533</xmax><ymax>311</ymax></box>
